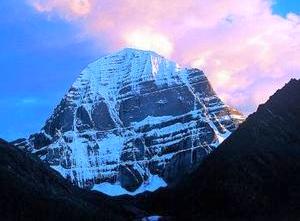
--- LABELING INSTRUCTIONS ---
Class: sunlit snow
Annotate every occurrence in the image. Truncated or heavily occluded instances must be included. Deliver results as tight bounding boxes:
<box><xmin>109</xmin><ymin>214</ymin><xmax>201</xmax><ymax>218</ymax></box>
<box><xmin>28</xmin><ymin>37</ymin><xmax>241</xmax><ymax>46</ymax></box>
<box><xmin>92</xmin><ymin>175</ymin><xmax>167</xmax><ymax>196</ymax></box>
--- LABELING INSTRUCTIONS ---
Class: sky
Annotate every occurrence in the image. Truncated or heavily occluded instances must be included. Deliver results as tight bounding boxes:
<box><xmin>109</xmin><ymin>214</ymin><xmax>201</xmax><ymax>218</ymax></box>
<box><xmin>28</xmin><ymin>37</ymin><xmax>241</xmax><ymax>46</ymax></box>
<box><xmin>0</xmin><ymin>0</ymin><xmax>299</xmax><ymax>141</ymax></box>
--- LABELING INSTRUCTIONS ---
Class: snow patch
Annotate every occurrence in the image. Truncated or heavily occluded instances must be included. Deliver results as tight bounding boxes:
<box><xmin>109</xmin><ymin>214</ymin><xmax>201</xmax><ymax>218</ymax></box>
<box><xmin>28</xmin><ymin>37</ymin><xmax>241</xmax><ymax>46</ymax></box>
<box><xmin>92</xmin><ymin>174</ymin><xmax>167</xmax><ymax>196</ymax></box>
<box><xmin>96</xmin><ymin>133</ymin><xmax>124</xmax><ymax>164</ymax></box>
<box><xmin>131</xmin><ymin>115</ymin><xmax>174</xmax><ymax>128</ymax></box>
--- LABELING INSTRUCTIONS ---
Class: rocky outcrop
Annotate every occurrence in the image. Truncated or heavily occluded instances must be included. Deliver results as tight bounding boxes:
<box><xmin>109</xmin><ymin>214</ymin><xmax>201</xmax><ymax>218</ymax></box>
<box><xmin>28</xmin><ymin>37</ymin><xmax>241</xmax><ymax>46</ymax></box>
<box><xmin>14</xmin><ymin>48</ymin><xmax>243</xmax><ymax>194</ymax></box>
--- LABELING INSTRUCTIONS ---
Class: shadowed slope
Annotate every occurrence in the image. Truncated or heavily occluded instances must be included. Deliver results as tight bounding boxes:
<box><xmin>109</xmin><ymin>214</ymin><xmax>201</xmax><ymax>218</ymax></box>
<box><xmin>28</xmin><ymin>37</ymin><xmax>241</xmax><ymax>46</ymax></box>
<box><xmin>0</xmin><ymin>139</ymin><xmax>136</xmax><ymax>221</ymax></box>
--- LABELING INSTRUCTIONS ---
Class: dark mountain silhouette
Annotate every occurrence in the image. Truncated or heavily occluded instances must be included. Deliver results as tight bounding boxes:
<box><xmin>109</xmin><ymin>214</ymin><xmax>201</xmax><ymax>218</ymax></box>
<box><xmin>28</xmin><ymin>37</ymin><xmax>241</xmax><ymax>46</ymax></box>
<box><xmin>131</xmin><ymin>79</ymin><xmax>300</xmax><ymax>220</ymax></box>
<box><xmin>0</xmin><ymin>138</ymin><xmax>137</xmax><ymax>221</ymax></box>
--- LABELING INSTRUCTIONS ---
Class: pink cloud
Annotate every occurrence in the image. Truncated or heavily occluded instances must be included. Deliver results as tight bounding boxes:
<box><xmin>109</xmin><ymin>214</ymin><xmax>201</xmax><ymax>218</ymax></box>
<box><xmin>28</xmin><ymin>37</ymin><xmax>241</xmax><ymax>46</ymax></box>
<box><xmin>29</xmin><ymin>0</ymin><xmax>92</xmax><ymax>19</ymax></box>
<box><xmin>28</xmin><ymin>0</ymin><xmax>300</xmax><ymax>114</ymax></box>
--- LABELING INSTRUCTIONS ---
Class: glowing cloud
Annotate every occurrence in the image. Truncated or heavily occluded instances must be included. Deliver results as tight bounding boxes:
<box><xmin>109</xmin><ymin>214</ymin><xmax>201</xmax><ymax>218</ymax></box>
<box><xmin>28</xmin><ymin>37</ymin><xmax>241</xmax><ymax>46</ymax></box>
<box><xmin>28</xmin><ymin>0</ymin><xmax>300</xmax><ymax>114</ymax></box>
<box><xmin>29</xmin><ymin>0</ymin><xmax>92</xmax><ymax>19</ymax></box>
<box><xmin>124</xmin><ymin>28</ymin><xmax>173</xmax><ymax>57</ymax></box>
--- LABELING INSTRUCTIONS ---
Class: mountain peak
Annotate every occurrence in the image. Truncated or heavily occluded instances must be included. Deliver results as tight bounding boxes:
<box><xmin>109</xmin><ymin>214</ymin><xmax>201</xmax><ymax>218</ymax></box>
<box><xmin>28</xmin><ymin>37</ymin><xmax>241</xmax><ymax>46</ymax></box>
<box><xmin>115</xmin><ymin>47</ymin><xmax>163</xmax><ymax>57</ymax></box>
<box><xmin>256</xmin><ymin>78</ymin><xmax>300</xmax><ymax>113</ymax></box>
<box><xmin>271</xmin><ymin>78</ymin><xmax>300</xmax><ymax>99</ymax></box>
<box><xmin>69</xmin><ymin>47</ymin><xmax>183</xmax><ymax>108</ymax></box>
<box><xmin>98</xmin><ymin>48</ymin><xmax>170</xmax><ymax>69</ymax></box>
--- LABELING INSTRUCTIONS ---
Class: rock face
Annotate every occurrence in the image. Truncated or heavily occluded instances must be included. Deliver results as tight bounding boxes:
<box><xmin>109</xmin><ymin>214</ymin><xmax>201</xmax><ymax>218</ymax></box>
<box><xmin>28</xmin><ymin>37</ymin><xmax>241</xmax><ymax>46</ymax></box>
<box><xmin>14</xmin><ymin>48</ymin><xmax>243</xmax><ymax>194</ymax></box>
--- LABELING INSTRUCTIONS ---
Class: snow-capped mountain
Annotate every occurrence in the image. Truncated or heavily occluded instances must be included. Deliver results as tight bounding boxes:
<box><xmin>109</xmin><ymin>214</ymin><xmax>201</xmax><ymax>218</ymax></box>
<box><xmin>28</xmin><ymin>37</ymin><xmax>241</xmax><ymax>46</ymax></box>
<box><xmin>14</xmin><ymin>48</ymin><xmax>244</xmax><ymax>195</ymax></box>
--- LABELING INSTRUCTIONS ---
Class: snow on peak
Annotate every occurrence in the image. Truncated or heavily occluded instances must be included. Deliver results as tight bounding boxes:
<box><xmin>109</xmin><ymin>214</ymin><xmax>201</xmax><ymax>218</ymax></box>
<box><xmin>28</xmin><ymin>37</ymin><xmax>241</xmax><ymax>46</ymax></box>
<box><xmin>74</xmin><ymin>48</ymin><xmax>182</xmax><ymax>86</ymax></box>
<box><xmin>68</xmin><ymin>48</ymin><xmax>186</xmax><ymax>108</ymax></box>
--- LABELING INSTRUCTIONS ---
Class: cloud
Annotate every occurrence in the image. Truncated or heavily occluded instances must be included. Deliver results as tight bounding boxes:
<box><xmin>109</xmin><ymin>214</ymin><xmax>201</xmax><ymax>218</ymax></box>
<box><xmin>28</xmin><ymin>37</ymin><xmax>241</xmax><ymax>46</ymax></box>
<box><xmin>28</xmin><ymin>0</ymin><xmax>300</xmax><ymax>114</ymax></box>
<box><xmin>29</xmin><ymin>0</ymin><xmax>91</xmax><ymax>19</ymax></box>
<box><xmin>124</xmin><ymin>28</ymin><xmax>173</xmax><ymax>57</ymax></box>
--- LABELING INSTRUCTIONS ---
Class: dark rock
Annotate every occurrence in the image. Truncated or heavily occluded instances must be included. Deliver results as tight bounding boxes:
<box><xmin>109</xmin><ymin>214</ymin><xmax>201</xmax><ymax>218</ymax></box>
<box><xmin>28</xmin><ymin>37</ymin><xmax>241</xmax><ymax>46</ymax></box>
<box><xmin>119</xmin><ymin>164</ymin><xmax>147</xmax><ymax>192</ymax></box>
<box><xmin>91</xmin><ymin>102</ymin><xmax>116</xmax><ymax>131</ymax></box>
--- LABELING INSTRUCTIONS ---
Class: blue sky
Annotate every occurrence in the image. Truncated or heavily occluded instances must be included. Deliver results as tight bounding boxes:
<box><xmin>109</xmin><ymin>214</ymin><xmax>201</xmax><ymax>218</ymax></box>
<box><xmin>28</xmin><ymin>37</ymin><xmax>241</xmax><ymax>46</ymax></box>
<box><xmin>0</xmin><ymin>1</ymin><xmax>100</xmax><ymax>140</ymax></box>
<box><xmin>272</xmin><ymin>0</ymin><xmax>300</xmax><ymax>16</ymax></box>
<box><xmin>0</xmin><ymin>0</ymin><xmax>299</xmax><ymax>141</ymax></box>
